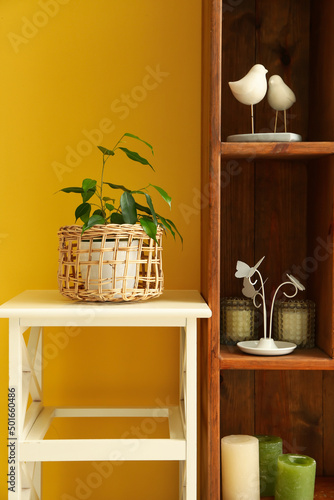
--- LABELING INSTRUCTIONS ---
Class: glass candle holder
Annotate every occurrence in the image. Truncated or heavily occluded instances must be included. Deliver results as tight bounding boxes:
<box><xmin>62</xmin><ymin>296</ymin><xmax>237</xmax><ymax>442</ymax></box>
<box><xmin>221</xmin><ymin>297</ymin><xmax>259</xmax><ymax>345</ymax></box>
<box><xmin>273</xmin><ymin>300</ymin><xmax>315</xmax><ymax>348</ymax></box>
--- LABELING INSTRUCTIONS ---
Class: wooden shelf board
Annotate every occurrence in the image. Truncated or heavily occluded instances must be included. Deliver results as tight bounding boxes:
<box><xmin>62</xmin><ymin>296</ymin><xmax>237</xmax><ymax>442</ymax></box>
<box><xmin>261</xmin><ymin>477</ymin><xmax>334</xmax><ymax>499</ymax></box>
<box><xmin>219</xmin><ymin>346</ymin><xmax>334</xmax><ymax>370</ymax></box>
<box><xmin>220</xmin><ymin>141</ymin><xmax>334</xmax><ymax>160</ymax></box>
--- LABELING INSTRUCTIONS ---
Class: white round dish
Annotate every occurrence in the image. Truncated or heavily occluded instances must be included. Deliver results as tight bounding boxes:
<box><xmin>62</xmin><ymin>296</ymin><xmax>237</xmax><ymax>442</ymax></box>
<box><xmin>237</xmin><ymin>340</ymin><xmax>297</xmax><ymax>356</ymax></box>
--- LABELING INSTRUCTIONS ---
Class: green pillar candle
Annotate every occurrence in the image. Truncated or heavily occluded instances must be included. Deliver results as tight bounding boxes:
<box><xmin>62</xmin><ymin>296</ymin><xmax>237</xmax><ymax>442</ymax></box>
<box><xmin>275</xmin><ymin>454</ymin><xmax>316</xmax><ymax>500</ymax></box>
<box><xmin>256</xmin><ymin>435</ymin><xmax>282</xmax><ymax>497</ymax></box>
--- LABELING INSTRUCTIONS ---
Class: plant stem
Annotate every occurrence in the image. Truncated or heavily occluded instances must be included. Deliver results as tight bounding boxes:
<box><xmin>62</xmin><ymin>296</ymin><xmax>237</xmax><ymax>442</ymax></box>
<box><xmin>100</xmin><ymin>156</ymin><xmax>109</xmax><ymax>216</ymax></box>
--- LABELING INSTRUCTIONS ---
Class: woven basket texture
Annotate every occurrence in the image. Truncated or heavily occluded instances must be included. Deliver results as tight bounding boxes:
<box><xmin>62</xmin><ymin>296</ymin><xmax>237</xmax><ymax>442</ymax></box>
<box><xmin>58</xmin><ymin>224</ymin><xmax>164</xmax><ymax>302</ymax></box>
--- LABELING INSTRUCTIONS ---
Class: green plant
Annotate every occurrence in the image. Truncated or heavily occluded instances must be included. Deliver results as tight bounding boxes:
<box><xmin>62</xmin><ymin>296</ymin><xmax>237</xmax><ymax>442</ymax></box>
<box><xmin>59</xmin><ymin>132</ymin><xmax>182</xmax><ymax>243</ymax></box>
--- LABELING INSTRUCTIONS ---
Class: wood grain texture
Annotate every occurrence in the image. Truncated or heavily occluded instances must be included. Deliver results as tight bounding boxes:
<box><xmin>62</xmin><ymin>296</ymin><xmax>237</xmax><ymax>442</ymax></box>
<box><xmin>220</xmin><ymin>346</ymin><xmax>334</xmax><ymax>370</ymax></box>
<box><xmin>307</xmin><ymin>160</ymin><xmax>334</xmax><ymax>358</ymax></box>
<box><xmin>221</xmin><ymin>0</ymin><xmax>256</xmax><ymax>140</ymax></box>
<box><xmin>220</xmin><ymin>371</ymin><xmax>254</xmax><ymax>436</ymax></box>
<box><xmin>323</xmin><ymin>372</ymin><xmax>334</xmax><ymax>475</ymax></box>
<box><xmin>221</xmin><ymin>141</ymin><xmax>334</xmax><ymax>159</ymax></box>
<box><xmin>308</xmin><ymin>0</ymin><xmax>334</xmax><ymax>358</ymax></box>
<box><xmin>255</xmin><ymin>371</ymin><xmax>323</xmax><ymax>474</ymax></box>
<box><xmin>220</xmin><ymin>159</ymin><xmax>255</xmax><ymax>296</ymax></box>
<box><xmin>255</xmin><ymin>161</ymin><xmax>308</xmax><ymax>294</ymax></box>
<box><xmin>255</xmin><ymin>0</ymin><xmax>310</xmax><ymax>139</ymax></box>
<box><xmin>200</xmin><ymin>0</ymin><xmax>222</xmax><ymax>498</ymax></box>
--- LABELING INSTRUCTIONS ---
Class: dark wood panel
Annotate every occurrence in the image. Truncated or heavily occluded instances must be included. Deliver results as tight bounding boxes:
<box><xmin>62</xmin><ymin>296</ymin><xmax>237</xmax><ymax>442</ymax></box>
<box><xmin>307</xmin><ymin>160</ymin><xmax>334</xmax><ymax>357</ymax></box>
<box><xmin>309</xmin><ymin>0</ymin><xmax>334</xmax><ymax>142</ymax></box>
<box><xmin>255</xmin><ymin>161</ymin><xmax>308</xmax><ymax>295</ymax></box>
<box><xmin>255</xmin><ymin>0</ymin><xmax>310</xmax><ymax>139</ymax></box>
<box><xmin>308</xmin><ymin>0</ymin><xmax>334</xmax><ymax>358</ymax></box>
<box><xmin>220</xmin><ymin>160</ymin><xmax>255</xmax><ymax>297</ymax></box>
<box><xmin>323</xmin><ymin>372</ymin><xmax>334</xmax><ymax>475</ymax></box>
<box><xmin>221</xmin><ymin>0</ymin><xmax>256</xmax><ymax>140</ymax></box>
<box><xmin>220</xmin><ymin>371</ymin><xmax>255</xmax><ymax>436</ymax></box>
<box><xmin>255</xmin><ymin>371</ymin><xmax>323</xmax><ymax>474</ymax></box>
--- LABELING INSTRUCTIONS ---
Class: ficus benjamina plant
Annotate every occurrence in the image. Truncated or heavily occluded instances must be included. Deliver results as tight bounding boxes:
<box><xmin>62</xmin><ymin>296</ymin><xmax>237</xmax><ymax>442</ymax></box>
<box><xmin>59</xmin><ymin>132</ymin><xmax>182</xmax><ymax>244</ymax></box>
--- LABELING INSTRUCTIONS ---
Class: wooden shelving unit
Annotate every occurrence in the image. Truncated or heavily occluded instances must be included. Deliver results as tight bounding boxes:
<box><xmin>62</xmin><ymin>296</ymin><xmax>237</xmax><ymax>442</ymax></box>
<box><xmin>201</xmin><ymin>1</ymin><xmax>334</xmax><ymax>499</ymax></box>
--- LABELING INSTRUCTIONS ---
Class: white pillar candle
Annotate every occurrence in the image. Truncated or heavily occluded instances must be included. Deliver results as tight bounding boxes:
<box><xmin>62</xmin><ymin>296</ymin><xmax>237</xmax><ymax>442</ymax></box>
<box><xmin>221</xmin><ymin>435</ymin><xmax>260</xmax><ymax>500</ymax></box>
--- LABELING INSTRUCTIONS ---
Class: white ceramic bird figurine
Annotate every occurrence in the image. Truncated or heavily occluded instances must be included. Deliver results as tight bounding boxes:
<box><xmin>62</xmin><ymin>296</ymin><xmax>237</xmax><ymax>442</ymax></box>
<box><xmin>267</xmin><ymin>75</ymin><xmax>296</xmax><ymax>133</ymax></box>
<box><xmin>229</xmin><ymin>64</ymin><xmax>268</xmax><ymax>134</ymax></box>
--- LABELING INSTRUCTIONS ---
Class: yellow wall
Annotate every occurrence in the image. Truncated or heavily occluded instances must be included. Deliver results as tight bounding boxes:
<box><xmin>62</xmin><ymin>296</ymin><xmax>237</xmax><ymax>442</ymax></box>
<box><xmin>1</xmin><ymin>1</ymin><xmax>201</xmax><ymax>498</ymax></box>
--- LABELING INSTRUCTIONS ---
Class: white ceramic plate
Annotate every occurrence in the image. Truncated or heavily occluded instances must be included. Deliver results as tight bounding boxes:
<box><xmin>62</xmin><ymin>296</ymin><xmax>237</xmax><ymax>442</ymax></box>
<box><xmin>237</xmin><ymin>340</ymin><xmax>297</xmax><ymax>356</ymax></box>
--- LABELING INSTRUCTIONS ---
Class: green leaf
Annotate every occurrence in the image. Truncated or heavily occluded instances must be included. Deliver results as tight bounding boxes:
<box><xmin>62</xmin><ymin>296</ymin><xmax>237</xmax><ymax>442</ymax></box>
<box><xmin>133</xmin><ymin>191</ymin><xmax>158</xmax><ymax>226</ymax></box>
<box><xmin>60</xmin><ymin>187</ymin><xmax>83</xmax><ymax>194</ymax></box>
<box><xmin>143</xmin><ymin>193</ymin><xmax>158</xmax><ymax>226</ymax></box>
<box><xmin>105</xmin><ymin>203</ymin><xmax>114</xmax><ymax>211</ymax></box>
<box><xmin>118</xmin><ymin>147</ymin><xmax>154</xmax><ymax>171</ymax></box>
<box><xmin>93</xmin><ymin>209</ymin><xmax>104</xmax><ymax>216</ymax></box>
<box><xmin>102</xmin><ymin>196</ymin><xmax>114</xmax><ymax>202</ymax></box>
<box><xmin>98</xmin><ymin>146</ymin><xmax>115</xmax><ymax>156</ymax></box>
<box><xmin>81</xmin><ymin>189</ymin><xmax>95</xmax><ymax>203</ymax></box>
<box><xmin>158</xmin><ymin>215</ymin><xmax>175</xmax><ymax>239</ymax></box>
<box><xmin>104</xmin><ymin>182</ymin><xmax>131</xmax><ymax>193</ymax></box>
<box><xmin>150</xmin><ymin>184</ymin><xmax>172</xmax><ymax>207</ymax></box>
<box><xmin>82</xmin><ymin>178</ymin><xmax>97</xmax><ymax>192</ymax></box>
<box><xmin>135</xmin><ymin>202</ymin><xmax>151</xmax><ymax>215</ymax></box>
<box><xmin>166</xmin><ymin>218</ymin><xmax>183</xmax><ymax>244</ymax></box>
<box><xmin>120</xmin><ymin>192</ymin><xmax>137</xmax><ymax>224</ymax></box>
<box><xmin>140</xmin><ymin>217</ymin><xmax>158</xmax><ymax>242</ymax></box>
<box><xmin>75</xmin><ymin>203</ymin><xmax>91</xmax><ymax>223</ymax></box>
<box><xmin>82</xmin><ymin>214</ymin><xmax>106</xmax><ymax>232</ymax></box>
<box><xmin>109</xmin><ymin>212</ymin><xmax>124</xmax><ymax>224</ymax></box>
<box><xmin>123</xmin><ymin>133</ymin><xmax>154</xmax><ymax>155</ymax></box>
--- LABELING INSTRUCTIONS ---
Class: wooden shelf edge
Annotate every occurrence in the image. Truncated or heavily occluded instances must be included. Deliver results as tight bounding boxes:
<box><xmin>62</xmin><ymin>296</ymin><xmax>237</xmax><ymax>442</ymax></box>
<box><xmin>220</xmin><ymin>141</ymin><xmax>334</xmax><ymax>160</ymax></box>
<box><xmin>219</xmin><ymin>346</ymin><xmax>334</xmax><ymax>370</ymax></box>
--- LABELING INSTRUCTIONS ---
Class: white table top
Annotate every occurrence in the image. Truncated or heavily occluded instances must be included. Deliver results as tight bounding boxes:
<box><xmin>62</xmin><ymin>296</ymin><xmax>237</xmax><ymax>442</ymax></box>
<box><xmin>0</xmin><ymin>290</ymin><xmax>211</xmax><ymax>321</ymax></box>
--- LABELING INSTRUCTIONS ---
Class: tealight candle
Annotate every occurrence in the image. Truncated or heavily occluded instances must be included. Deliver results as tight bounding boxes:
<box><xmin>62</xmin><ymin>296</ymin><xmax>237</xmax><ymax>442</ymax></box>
<box><xmin>221</xmin><ymin>435</ymin><xmax>260</xmax><ymax>500</ymax></box>
<box><xmin>256</xmin><ymin>435</ymin><xmax>282</xmax><ymax>497</ymax></box>
<box><xmin>275</xmin><ymin>454</ymin><xmax>316</xmax><ymax>500</ymax></box>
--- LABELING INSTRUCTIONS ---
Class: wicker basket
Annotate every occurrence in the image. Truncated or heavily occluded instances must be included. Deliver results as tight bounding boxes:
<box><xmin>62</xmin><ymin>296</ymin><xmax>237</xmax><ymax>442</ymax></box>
<box><xmin>58</xmin><ymin>224</ymin><xmax>164</xmax><ymax>302</ymax></box>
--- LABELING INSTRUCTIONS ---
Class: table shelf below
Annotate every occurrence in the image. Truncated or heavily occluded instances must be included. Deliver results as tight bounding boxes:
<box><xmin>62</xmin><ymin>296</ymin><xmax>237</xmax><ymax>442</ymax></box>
<box><xmin>21</xmin><ymin>405</ymin><xmax>186</xmax><ymax>462</ymax></box>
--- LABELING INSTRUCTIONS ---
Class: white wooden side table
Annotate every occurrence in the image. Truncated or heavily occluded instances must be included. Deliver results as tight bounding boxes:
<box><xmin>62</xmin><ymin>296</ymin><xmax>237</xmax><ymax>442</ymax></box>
<box><xmin>1</xmin><ymin>290</ymin><xmax>211</xmax><ymax>500</ymax></box>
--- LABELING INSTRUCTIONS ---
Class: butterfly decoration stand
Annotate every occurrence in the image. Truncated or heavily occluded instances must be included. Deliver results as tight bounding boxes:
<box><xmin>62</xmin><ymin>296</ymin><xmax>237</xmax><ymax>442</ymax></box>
<box><xmin>235</xmin><ymin>257</ymin><xmax>305</xmax><ymax>356</ymax></box>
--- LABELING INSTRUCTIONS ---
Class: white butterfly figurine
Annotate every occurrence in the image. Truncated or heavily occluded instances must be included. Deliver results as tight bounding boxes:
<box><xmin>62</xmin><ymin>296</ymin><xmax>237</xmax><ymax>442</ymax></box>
<box><xmin>235</xmin><ymin>256</ymin><xmax>265</xmax><ymax>279</ymax></box>
<box><xmin>242</xmin><ymin>276</ymin><xmax>268</xmax><ymax>299</ymax></box>
<box><xmin>242</xmin><ymin>277</ymin><xmax>256</xmax><ymax>298</ymax></box>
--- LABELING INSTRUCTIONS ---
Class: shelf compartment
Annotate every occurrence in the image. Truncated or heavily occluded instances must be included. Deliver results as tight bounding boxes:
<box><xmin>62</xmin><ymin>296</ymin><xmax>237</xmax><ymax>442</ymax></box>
<box><xmin>219</xmin><ymin>346</ymin><xmax>334</xmax><ymax>370</ymax></box>
<box><xmin>20</xmin><ymin>406</ymin><xmax>186</xmax><ymax>462</ymax></box>
<box><xmin>220</xmin><ymin>141</ymin><xmax>334</xmax><ymax>160</ymax></box>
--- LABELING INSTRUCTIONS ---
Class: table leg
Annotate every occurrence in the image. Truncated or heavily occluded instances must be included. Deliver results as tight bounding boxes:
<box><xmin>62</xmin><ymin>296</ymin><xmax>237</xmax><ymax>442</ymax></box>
<box><xmin>8</xmin><ymin>319</ymin><xmax>22</xmax><ymax>500</ymax></box>
<box><xmin>179</xmin><ymin>318</ymin><xmax>197</xmax><ymax>500</ymax></box>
